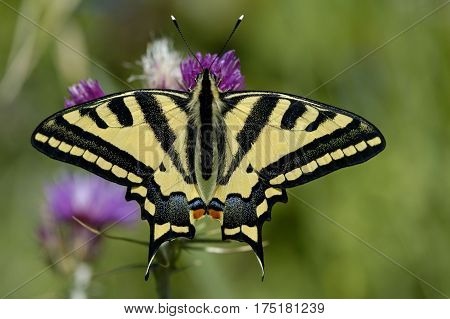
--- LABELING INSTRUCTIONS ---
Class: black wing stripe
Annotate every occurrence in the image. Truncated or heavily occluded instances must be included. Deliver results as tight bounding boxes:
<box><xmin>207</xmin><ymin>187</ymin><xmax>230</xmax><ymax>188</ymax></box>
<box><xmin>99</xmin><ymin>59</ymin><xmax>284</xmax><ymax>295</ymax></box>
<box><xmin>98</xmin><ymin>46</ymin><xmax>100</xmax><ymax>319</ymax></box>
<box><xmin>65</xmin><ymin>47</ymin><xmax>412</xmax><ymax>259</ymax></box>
<box><xmin>35</xmin><ymin>117</ymin><xmax>152</xmax><ymax>177</ymax></box>
<box><xmin>236</xmin><ymin>96</ymin><xmax>277</xmax><ymax>153</ymax></box>
<box><xmin>134</xmin><ymin>91</ymin><xmax>192</xmax><ymax>181</ymax></box>
<box><xmin>107</xmin><ymin>97</ymin><xmax>133</xmax><ymax>126</ymax></box>
<box><xmin>134</xmin><ymin>91</ymin><xmax>176</xmax><ymax>152</ymax></box>
<box><xmin>304</xmin><ymin>110</ymin><xmax>337</xmax><ymax>132</ymax></box>
<box><xmin>280</xmin><ymin>100</ymin><xmax>307</xmax><ymax>130</ymax></box>
<box><xmin>79</xmin><ymin>108</ymin><xmax>108</xmax><ymax>129</ymax></box>
<box><xmin>221</xmin><ymin>93</ymin><xmax>248</xmax><ymax>115</ymax></box>
<box><xmin>219</xmin><ymin>96</ymin><xmax>278</xmax><ymax>184</ymax></box>
<box><xmin>166</xmin><ymin>94</ymin><xmax>190</xmax><ymax>111</ymax></box>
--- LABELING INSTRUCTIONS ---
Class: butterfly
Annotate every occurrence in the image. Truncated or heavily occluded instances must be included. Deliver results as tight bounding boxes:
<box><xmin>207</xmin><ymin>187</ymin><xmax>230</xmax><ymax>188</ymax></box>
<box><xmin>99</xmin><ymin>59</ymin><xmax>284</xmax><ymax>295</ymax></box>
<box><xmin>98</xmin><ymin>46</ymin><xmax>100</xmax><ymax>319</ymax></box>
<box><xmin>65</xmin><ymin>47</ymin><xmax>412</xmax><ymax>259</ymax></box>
<box><xmin>31</xmin><ymin>17</ymin><xmax>385</xmax><ymax>280</ymax></box>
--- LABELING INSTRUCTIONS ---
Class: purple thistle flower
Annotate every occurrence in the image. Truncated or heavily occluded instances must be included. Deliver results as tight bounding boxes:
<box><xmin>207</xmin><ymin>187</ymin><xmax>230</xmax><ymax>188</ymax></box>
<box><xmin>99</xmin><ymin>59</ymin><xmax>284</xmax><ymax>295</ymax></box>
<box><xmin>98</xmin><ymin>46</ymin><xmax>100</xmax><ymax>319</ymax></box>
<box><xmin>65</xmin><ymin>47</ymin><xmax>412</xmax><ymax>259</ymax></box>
<box><xmin>38</xmin><ymin>174</ymin><xmax>139</xmax><ymax>268</ymax></box>
<box><xmin>45</xmin><ymin>174</ymin><xmax>138</xmax><ymax>228</ymax></box>
<box><xmin>180</xmin><ymin>50</ymin><xmax>245</xmax><ymax>92</ymax></box>
<box><xmin>64</xmin><ymin>79</ymin><xmax>105</xmax><ymax>108</ymax></box>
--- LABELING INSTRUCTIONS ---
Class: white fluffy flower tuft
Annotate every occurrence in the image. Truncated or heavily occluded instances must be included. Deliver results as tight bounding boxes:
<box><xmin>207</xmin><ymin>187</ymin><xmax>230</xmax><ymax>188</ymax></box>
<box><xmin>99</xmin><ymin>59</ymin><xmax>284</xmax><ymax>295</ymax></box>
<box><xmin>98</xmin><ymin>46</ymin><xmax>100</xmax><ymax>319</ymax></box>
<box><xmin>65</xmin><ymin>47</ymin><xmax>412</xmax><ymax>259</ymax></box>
<box><xmin>130</xmin><ymin>38</ymin><xmax>182</xmax><ymax>90</ymax></box>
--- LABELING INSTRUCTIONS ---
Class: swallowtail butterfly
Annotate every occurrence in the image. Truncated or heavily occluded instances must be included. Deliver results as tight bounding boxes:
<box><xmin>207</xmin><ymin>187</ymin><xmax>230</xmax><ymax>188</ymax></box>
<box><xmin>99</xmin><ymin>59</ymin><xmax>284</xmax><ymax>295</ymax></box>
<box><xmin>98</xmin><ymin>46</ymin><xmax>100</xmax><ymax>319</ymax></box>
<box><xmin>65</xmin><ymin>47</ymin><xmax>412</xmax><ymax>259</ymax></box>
<box><xmin>31</xmin><ymin>15</ymin><xmax>385</xmax><ymax>279</ymax></box>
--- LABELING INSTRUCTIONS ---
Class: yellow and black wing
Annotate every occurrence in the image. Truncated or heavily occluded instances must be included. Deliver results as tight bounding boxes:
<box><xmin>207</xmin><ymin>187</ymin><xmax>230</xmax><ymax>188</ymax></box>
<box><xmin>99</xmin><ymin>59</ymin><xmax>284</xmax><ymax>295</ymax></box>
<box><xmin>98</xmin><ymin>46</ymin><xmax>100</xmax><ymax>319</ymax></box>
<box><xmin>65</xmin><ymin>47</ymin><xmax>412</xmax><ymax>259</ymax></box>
<box><xmin>214</xmin><ymin>91</ymin><xmax>386</xmax><ymax>274</ymax></box>
<box><xmin>31</xmin><ymin>89</ymin><xmax>204</xmax><ymax>279</ymax></box>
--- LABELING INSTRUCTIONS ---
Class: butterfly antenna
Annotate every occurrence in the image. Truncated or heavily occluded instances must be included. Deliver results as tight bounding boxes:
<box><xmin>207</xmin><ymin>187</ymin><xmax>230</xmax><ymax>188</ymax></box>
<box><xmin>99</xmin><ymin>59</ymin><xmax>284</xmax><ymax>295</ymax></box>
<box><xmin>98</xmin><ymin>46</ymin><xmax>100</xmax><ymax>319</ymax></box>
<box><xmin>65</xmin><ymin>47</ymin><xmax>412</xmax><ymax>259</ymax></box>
<box><xmin>209</xmin><ymin>14</ymin><xmax>244</xmax><ymax>69</ymax></box>
<box><xmin>171</xmin><ymin>15</ymin><xmax>203</xmax><ymax>68</ymax></box>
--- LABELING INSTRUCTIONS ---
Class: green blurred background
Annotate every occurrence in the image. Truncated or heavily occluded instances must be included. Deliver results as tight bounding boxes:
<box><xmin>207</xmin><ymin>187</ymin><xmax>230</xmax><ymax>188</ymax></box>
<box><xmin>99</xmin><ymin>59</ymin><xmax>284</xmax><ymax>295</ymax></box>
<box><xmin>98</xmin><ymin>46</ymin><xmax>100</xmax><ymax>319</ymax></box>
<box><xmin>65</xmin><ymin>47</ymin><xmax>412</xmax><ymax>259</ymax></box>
<box><xmin>1</xmin><ymin>0</ymin><xmax>449</xmax><ymax>298</ymax></box>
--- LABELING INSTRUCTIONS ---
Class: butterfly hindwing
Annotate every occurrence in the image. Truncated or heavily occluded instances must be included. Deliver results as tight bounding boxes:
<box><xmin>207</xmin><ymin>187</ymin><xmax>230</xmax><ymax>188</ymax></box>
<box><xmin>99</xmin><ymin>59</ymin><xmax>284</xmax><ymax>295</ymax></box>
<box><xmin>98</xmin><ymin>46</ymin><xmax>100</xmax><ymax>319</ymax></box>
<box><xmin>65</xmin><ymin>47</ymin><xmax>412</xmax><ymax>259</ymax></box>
<box><xmin>125</xmin><ymin>155</ymin><xmax>204</xmax><ymax>279</ymax></box>
<box><xmin>32</xmin><ymin>89</ymin><xmax>203</xmax><ymax>279</ymax></box>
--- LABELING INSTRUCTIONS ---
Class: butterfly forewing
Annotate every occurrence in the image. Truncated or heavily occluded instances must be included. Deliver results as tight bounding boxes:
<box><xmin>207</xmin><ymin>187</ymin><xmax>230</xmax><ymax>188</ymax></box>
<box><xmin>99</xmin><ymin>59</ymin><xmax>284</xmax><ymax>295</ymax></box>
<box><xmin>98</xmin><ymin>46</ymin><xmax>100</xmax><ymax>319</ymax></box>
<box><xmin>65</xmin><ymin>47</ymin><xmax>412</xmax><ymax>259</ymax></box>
<box><xmin>222</xmin><ymin>91</ymin><xmax>385</xmax><ymax>187</ymax></box>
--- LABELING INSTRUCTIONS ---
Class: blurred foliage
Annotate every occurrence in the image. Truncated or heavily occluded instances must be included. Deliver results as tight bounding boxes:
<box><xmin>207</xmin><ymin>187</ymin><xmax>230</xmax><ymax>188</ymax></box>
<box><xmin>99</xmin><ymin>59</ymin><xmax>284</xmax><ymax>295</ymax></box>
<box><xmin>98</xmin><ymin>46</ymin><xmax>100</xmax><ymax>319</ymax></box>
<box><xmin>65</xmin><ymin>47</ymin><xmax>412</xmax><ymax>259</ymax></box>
<box><xmin>1</xmin><ymin>0</ymin><xmax>449</xmax><ymax>298</ymax></box>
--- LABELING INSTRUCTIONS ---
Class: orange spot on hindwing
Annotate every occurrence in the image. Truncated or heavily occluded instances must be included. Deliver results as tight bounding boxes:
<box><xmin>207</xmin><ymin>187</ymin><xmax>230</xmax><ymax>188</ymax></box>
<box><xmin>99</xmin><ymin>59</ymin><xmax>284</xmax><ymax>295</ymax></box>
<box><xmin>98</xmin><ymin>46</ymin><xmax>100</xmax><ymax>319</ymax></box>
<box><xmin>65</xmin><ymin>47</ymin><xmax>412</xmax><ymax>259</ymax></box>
<box><xmin>208</xmin><ymin>209</ymin><xmax>223</xmax><ymax>221</ymax></box>
<box><xmin>193</xmin><ymin>209</ymin><xmax>206</xmax><ymax>219</ymax></box>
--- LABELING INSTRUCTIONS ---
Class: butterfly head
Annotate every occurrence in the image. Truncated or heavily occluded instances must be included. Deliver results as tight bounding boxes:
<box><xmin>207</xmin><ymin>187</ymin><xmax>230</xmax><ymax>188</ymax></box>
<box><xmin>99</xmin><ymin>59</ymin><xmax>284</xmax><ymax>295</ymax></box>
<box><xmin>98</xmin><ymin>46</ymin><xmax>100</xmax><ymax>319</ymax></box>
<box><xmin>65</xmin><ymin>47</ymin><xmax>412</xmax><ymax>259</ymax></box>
<box><xmin>191</xmin><ymin>68</ymin><xmax>220</xmax><ymax>100</ymax></box>
<box><xmin>197</xmin><ymin>68</ymin><xmax>217</xmax><ymax>86</ymax></box>
<box><xmin>173</xmin><ymin>15</ymin><xmax>245</xmax><ymax>92</ymax></box>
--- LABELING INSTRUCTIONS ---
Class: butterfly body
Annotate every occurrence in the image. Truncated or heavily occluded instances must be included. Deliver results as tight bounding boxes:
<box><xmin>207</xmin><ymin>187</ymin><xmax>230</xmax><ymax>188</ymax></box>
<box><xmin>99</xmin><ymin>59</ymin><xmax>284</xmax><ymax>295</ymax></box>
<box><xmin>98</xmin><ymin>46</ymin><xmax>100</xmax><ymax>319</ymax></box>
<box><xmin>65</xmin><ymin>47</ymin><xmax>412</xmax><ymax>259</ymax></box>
<box><xmin>190</xmin><ymin>69</ymin><xmax>224</xmax><ymax>203</ymax></box>
<box><xmin>32</xmin><ymin>68</ymin><xmax>385</xmax><ymax>279</ymax></box>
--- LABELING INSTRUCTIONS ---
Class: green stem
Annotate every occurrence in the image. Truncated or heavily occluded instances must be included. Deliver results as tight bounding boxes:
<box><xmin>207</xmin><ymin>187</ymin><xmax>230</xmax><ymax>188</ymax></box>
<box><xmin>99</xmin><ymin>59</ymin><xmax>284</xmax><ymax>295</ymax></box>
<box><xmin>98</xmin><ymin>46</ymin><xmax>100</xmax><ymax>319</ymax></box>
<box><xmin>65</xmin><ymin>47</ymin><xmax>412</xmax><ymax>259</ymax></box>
<box><xmin>72</xmin><ymin>216</ymin><xmax>148</xmax><ymax>246</ymax></box>
<box><xmin>153</xmin><ymin>241</ymin><xmax>181</xmax><ymax>298</ymax></box>
<box><xmin>154</xmin><ymin>262</ymin><xmax>171</xmax><ymax>299</ymax></box>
